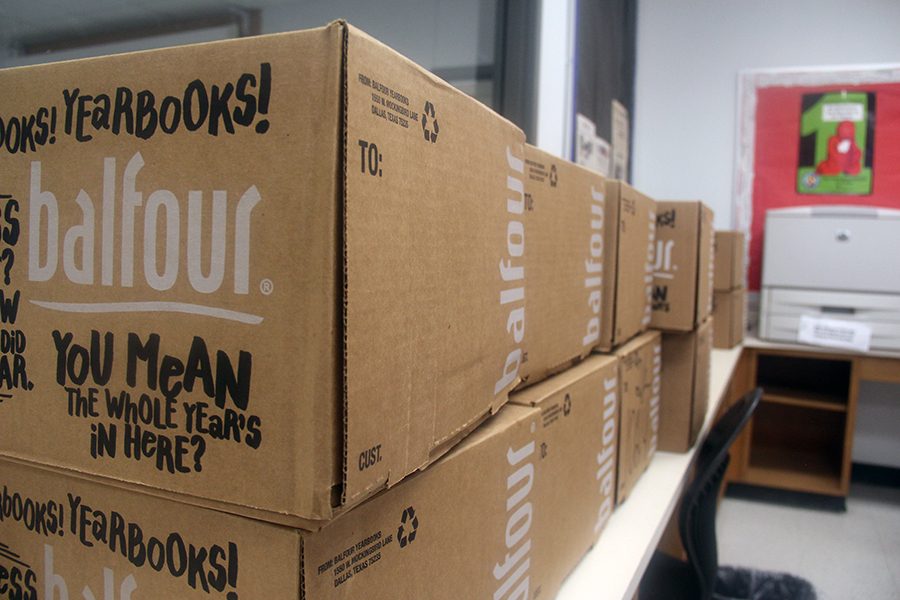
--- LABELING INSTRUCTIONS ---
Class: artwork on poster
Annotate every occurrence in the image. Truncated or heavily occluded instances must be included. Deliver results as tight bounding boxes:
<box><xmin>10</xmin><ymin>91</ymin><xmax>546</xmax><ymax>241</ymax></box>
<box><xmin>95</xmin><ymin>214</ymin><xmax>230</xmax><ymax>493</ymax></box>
<box><xmin>797</xmin><ymin>91</ymin><xmax>875</xmax><ymax>195</ymax></box>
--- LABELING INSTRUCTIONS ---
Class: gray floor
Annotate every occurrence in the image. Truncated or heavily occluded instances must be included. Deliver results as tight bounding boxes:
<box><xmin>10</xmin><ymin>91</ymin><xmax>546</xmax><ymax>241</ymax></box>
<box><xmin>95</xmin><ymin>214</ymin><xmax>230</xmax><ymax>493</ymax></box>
<box><xmin>718</xmin><ymin>483</ymin><xmax>900</xmax><ymax>600</ymax></box>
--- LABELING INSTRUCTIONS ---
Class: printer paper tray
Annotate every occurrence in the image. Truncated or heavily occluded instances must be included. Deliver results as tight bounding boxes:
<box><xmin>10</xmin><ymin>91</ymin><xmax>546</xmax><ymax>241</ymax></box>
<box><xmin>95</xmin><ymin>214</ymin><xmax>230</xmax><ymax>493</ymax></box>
<box><xmin>760</xmin><ymin>287</ymin><xmax>900</xmax><ymax>351</ymax></box>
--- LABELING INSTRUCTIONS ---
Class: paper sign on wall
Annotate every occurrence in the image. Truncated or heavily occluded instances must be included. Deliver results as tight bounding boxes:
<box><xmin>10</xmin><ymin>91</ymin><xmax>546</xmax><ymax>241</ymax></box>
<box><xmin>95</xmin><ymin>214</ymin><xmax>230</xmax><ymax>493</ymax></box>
<box><xmin>797</xmin><ymin>315</ymin><xmax>872</xmax><ymax>352</ymax></box>
<box><xmin>575</xmin><ymin>112</ymin><xmax>610</xmax><ymax>176</ymax></box>
<box><xmin>611</xmin><ymin>100</ymin><xmax>630</xmax><ymax>180</ymax></box>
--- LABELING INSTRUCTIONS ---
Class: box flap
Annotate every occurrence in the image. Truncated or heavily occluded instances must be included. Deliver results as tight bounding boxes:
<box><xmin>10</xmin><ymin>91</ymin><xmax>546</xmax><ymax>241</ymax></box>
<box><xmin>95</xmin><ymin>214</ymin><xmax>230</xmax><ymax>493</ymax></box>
<box><xmin>612</xmin><ymin>183</ymin><xmax>655</xmax><ymax>345</ymax></box>
<box><xmin>598</xmin><ymin>181</ymin><xmax>622</xmax><ymax>349</ymax></box>
<box><xmin>510</xmin><ymin>354</ymin><xmax>617</xmax><ymax>407</ymax></box>
<box><xmin>614</xmin><ymin>330</ymin><xmax>660</xmax><ymax>504</ymax></box>
<box><xmin>696</xmin><ymin>205</ymin><xmax>715</xmax><ymax>325</ymax></box>
<box><xmin>341</xmin><ymin>24</ymin><xmax>526</xmax><ymax>504</ymax></box>
<box><xmin>714</xmin><ymin>230</ymin><xmax>745</xmax><ymax>291</ymax></box>
<box><xmin>521</xmin><ymin>145</ymin><xmax>606</xmax><ymax>383</ymax></box>
<box><xmin>659</xmin><ymin>329</ymin><xmax>696</xmax><ymax>451</ymax></box>
<box><xmin>731</xmin><ymin>233</ymin><xmax>745</xmax><ymax>290</ymax></box>
<box><xmin>713</xmin><ymin>289</ymin><xmax>745</xmax><ymax>348</ymax></box>
<box><xmin>690</xmin><ymin>318</ymin><xmax>712</xmax><ymax>442</ymax></box>
<box><xmin>652</xmin><ymin>201</ymin><xmax>699</xmax><ymax>331</ymax></box>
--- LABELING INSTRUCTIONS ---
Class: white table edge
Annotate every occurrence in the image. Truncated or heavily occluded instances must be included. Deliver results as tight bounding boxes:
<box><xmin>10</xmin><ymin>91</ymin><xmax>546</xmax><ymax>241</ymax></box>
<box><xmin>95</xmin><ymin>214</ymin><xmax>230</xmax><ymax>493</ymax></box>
<box><xmin>556</xmin><ymin>344</ymin><xmax>745</xmax><ymax>600</ymax></box>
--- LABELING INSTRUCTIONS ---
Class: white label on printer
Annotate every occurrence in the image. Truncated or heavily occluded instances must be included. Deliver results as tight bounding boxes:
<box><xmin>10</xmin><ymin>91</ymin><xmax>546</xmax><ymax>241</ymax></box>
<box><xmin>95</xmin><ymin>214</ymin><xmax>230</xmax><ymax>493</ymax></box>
<box><xmin>797</xmin><ymin>315</ymin><xmax>871</xmax><ymax>352</ymax></box>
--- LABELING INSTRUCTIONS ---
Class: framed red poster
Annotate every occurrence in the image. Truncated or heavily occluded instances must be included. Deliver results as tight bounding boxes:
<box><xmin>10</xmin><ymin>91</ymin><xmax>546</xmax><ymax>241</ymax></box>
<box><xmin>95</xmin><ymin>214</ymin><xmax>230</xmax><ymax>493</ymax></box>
<box><xmin>733</xmin><ymin>64</ymin><xmax>900</xmax><ymax>303</ymax></box>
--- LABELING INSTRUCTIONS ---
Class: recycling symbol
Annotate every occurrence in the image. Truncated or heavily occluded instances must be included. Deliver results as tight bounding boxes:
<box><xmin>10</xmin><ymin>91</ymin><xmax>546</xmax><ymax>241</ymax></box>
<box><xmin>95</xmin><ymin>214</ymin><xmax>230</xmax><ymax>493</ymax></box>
<box><xmin>563</xmin><ymin>393</ymin><xmax>572</xmax><ymax>416</ymax></box>
<box><xmin>398</xmin><ymin>506</ymin><xmax>419</xmax><ymax>548</ymax></box>
<box><xmin>422</xmin><ymin>101</ymin><xmax>439</xmax><ymax>143</ymax></box>
<box><xmin>549</xmin><ymin>164</ymin><xmax>558</xmax><ymax>187</ymax></box>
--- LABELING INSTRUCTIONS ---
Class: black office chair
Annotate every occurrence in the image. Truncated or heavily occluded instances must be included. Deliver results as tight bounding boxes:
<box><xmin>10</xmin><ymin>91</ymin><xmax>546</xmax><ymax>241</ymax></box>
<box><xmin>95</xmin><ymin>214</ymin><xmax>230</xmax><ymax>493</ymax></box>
<box><xmin>639</xmin><ymin>387</ymin><xmax>817</xmax><ymax>599</ymax></box>
<box><xmin>637</xmin><ymin>387</ymin><xmax>795</xmax><ymax>600</ymax></box>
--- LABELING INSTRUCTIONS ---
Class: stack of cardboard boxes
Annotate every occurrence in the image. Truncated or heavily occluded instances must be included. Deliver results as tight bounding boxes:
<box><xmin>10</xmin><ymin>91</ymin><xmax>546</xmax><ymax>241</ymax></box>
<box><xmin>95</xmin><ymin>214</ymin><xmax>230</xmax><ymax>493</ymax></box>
<box><xmin>712</xmin><ymin>231</ymin><xmax>747</xmax><ymax>349</ymax></box>
<box><xmin>651</xmin><ymin>201</ymin><xmax>715</xmax><ymax>453</ymax></box>
<box><xmin>0</xmin><ymin>22</ymin><xmax>671</xmax><ymax>598</ymax></box>
<box><xmin>590</xmin><ymin>181</ymin><xmax>660</xmax><ymax>505</ymax></box>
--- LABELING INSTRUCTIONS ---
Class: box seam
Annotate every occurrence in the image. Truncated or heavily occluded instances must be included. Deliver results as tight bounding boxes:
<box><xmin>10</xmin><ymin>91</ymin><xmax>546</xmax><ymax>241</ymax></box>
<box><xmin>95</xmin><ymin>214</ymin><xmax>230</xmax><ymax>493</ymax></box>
<box><xmin>299</xmin><ymin>534</ymin><xmax>306</xmax><ymax>600</ymax></box>
<box><xmin>339</xmin><ymin>21</ymin><xmax>351</xmax><ymax>507</ymax></box>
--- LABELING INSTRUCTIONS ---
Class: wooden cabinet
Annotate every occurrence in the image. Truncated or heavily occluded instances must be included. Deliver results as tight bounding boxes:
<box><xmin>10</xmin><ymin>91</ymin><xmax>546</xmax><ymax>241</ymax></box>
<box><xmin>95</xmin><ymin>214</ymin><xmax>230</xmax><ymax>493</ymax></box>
<box><xmin>727</xmin><ymin>347</ymin><xmax>862</xmax><ymax>498</ymax></box>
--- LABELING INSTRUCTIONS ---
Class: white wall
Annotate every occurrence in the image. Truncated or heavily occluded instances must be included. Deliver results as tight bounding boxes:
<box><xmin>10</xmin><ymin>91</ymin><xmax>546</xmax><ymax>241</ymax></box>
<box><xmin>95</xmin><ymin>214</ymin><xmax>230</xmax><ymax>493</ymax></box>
<box><xmin>854</xmin><ymin>381</ymin><xmax>900</xmax><ymax>469</ymax></box>
<box><xmin>535</xmin><ymin>0</ymin><xmax>576</xmax><ymax>157</ymax></box>
<box><xmin>633</xmin><ymin>0</ymin><xmax>900</xmax><ymax>229</ymax></box>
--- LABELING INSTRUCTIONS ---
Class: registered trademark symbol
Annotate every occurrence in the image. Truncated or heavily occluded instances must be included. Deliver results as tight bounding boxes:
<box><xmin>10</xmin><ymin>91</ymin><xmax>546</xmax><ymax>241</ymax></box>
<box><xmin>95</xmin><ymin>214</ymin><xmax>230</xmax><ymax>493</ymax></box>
<box><xmin>260</xmin><ymin>278</ymin><xmax>274</xmax><ymax>295</ymax></box>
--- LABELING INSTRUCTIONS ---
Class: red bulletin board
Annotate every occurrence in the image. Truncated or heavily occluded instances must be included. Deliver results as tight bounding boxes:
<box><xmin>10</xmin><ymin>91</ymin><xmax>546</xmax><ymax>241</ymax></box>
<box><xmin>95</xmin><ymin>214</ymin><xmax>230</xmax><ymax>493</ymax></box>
<box><xmin>748</xmin><ymin>81</ymin><xmax>900</xmax><ymax>290</ymax></box>
<box><xmin>732</xmin><ymin>64</ymin><xmax>900</xmax><ymax>299</ymax></box>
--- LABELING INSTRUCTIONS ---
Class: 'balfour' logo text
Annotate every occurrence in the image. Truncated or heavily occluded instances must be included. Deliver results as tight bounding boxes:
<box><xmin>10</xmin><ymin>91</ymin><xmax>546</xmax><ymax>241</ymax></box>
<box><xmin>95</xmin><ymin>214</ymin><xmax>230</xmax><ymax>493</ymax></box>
<box><xmin>495</xmin><ymin>146</ymin><xmax>526</xmax><ymax>395</ymax></box>
<box><xmin>27</xmin><ymin>153</ymin><xmax>263</xmax><ymax>324</ymax></box>
<box><xmin>642</xmin><ymin>210</ymin><xmax>655</xmax><ymax>327</ymax></box>
<box><xmin>493</xmin><ymin>432</ymin><xmax>535</xmax><ymax>600</ymax></box>
<box><xmin>583</xmin><ymin>186</ymin><xmax>603</xmax><ymax>347</ymax></box>
<box><xmin>649</xmin><ymin>343</ymin><xmax>661</xmax><ymax>456</ymax></box>
<box><xmin>595</xmin><ymin>375</ymin><xmax>617</xmax><ymax>534</ymax></box>
<box><xmin>652</xmin><ymin>239</ymin><xmax>675</xmax><ymax>278</ymax></box>
<box><xmin>44</xmin><ymin>544</ymin><xmax>137</xmax><ymax>600</ymax></box>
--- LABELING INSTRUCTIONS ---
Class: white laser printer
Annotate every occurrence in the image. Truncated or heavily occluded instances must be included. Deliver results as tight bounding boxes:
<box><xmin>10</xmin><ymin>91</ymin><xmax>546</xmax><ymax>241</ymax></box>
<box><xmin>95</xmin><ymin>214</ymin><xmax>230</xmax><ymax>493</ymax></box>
<box><xmin>759</xmin><ymin>205</ymin><xmax>900</xmax><ymax>351</ymax></box>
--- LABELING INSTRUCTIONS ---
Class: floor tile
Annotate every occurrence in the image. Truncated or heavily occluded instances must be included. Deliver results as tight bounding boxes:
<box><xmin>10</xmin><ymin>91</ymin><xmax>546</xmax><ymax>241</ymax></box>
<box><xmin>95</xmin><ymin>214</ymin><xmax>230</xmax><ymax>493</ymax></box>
<box><xmin>717</xmin><ymin>483</ymin><xmax>900</xmax><ymax>600</ymax></box>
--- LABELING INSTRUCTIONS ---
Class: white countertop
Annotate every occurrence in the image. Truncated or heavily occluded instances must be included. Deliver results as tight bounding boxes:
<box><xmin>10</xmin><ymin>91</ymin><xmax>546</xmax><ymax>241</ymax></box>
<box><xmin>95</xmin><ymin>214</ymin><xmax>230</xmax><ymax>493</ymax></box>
<box><xmin>556</xmin><ymin>345</ymin><xmax>745</xmax><ymax>600</ymax></box>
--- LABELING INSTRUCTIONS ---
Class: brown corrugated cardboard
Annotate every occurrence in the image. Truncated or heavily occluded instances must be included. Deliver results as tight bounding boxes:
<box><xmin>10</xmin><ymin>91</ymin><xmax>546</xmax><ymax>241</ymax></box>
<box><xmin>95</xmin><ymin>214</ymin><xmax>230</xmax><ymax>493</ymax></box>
<box><xmin>597</xmin><ymin>181</ymin><xmax>656</xmax><ymax>350</ymax></box>
<box><xmin>520</xmin><ymin>145</ymin><xmax>606</xmax><ymax>385</ymax></box>
<box><xmin>0</xmin><ymin>354</ymin><xmax>618</xmax><ymax>599</ymax></box>
<box><xmin>613</xmin><ymin>330</ymin><xmax>661</xmax><ymax>505</ymax></box>
<box><xmin>651</xmin><ymin>201</ymin><xmax>714</xmax><ymax>332</ymax></box>
<box><xmin>713</xmin><ymin>289</ymin><xmax>746</xmax><ymax>349</ymax></box>
<box><xmin>659</xmin><ymin>318</ymin><xmax>712</xmax><ymax>452</ymax></box>
<box><xmin>0</xmin><ymin>22</ymin><xmax>527</xmax><ymax>526</ymax></box>
<box><xmin>714</xmin><ymin>231</ymin><xmax>745</xmax><ymax>291</ymax></box>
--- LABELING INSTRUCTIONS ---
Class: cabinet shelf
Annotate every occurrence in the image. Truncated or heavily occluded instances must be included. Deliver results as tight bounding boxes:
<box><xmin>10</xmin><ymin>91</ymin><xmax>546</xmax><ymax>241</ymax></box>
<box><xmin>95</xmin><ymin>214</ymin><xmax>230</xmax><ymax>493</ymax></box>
<box><xmin>761</xmin><ymin>388</ymin><xmax>847</xmax><ymax>413</ymax></box>
<box><xmin>744</xmin><ymin>397</ymin><xmax>848</xmax><ymax>497</ymax></box>
<box><xmin>745</xmin><ymin>445</ymin><xmax>843</xmax><ymax>496</ymax></box>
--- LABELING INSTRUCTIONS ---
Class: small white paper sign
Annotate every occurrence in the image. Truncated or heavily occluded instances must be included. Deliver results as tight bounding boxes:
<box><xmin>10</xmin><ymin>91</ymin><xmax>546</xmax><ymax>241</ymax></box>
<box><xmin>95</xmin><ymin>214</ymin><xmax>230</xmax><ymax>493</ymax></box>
<box><xmin>575</xmin><ymin>113</ymin><xmax>611</xmax><ymax>176</ymax></box>
<box><xmin>611</xmin><ymin>100</ymin><xmax>630</xmax><ymax>179</ymax></box>
<box><xmin>797</xmin><ymin>315</ymin><xmax>872</xmax><ymax>352</ymax></box>
<box><xmin>594</xmin><ymin>136</ymin><xmax>611</xmax><ymax>177</ymax></box>
<box><xmin>575</xmin><ymin>113</ymin><xmax>598</xmax><ymax>168</ymax></box>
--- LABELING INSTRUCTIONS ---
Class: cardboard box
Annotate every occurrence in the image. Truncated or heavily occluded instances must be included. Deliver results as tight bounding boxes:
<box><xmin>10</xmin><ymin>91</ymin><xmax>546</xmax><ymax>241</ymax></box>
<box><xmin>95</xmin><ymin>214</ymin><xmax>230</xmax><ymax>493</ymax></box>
<box><xmin>0</xmin><ymin>22</ymin><xmax>528</xmax><ymax>525</ymax></box>
<box><xmin>0</xmin><ymin>354</ymin><xmax>618</xmax><ymax>599</ymax></box>
<box><xmin>520</xmin><ymin>145</ymin><xmax>607</xmax><ymax>385</ymax></box>
<box><xmin>613</xmin><ymin>330</ymin><xmax>661</xmax><ymax>505</ymax></box>
<box><xmin>714</xmin><ymin>230</ymin><xmax>745</xmax><ymax>291</ymax></box>
<box><xmin>659</xmin><ymin>318</ymin><xmax>712</xmax><ymax>452</ymax></box>
<box><xmin>713</xmin><ymin>289</ymin><xmax>746</xmax><ymax>349</ymax></box>
<box><xmin>597</xmin><ymin>181</ymin><xmax>656</xmax><ymax>350</ymax></box>
<box><xmin>651</xmin><ymin>201</ymin><xmax>714</xmax><ymax>332</ymax></box>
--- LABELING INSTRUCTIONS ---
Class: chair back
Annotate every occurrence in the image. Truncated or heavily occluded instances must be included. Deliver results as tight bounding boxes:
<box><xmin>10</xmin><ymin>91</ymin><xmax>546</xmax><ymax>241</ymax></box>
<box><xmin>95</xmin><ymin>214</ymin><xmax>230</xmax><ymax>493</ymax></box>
<box><xmin>678</xmin><ymin>388</ymin><xmax>762</xmax><ymax>600</ymax></box>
